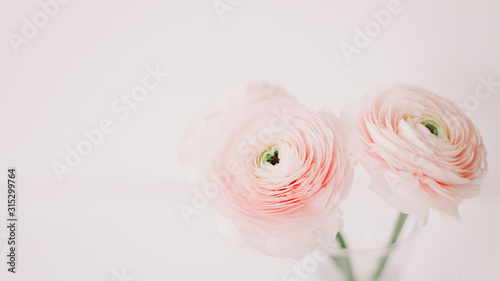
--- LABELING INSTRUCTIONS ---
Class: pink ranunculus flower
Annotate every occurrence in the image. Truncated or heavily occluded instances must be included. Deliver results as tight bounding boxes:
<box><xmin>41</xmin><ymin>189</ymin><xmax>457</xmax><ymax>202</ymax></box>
<box><xmin>342</xmin><ymin>84</ymin><xmax>488</xmax><ymax>223</ymax></box>
<box><xmin>182</xmin><ymin>83</ymin><xmax>354</xmax><ymax>259</ymax></box>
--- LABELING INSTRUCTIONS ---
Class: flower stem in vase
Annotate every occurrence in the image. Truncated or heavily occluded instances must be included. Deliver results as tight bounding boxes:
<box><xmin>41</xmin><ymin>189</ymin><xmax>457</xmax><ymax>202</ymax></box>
<box><xmin>332</xmin><ymin>232</ymin><xmax>356</xmax><ymax>281</ymax></box>
<box><xmin>372</xmin><ymin>212</ymin><xmax>408</xmax><ymax>280</ymax></box>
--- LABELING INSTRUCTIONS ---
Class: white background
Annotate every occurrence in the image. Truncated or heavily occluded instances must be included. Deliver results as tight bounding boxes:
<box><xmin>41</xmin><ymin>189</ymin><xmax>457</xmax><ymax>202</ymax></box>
<box><xmin>1</xmin><ymin>0</ymin><xmax>499</xmax><ymax>280</ymax></box>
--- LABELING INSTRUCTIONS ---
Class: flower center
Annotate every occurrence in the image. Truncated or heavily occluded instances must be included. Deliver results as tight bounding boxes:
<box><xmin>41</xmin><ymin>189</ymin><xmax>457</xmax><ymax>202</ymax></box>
<box><xmin>423</xmin><ymin>123</ymin><xmax>438</xmax><ymax>136</ymax></box>
<box><xmin>265</xmin><ymin>150</ymin><xmax>280</xmax><ymax>165</ymax></box>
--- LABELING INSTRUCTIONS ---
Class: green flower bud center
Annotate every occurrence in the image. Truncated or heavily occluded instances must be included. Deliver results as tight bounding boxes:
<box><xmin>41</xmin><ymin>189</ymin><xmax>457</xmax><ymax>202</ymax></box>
<box><xmin>265</xmin><ymin>150</ymin><xmax>280</xmax><ymax>166</ymax></box>
<box><xmin>422</xmin><ymin>121</ymin><xmax>439</xmax><ymax>137</ymax></box>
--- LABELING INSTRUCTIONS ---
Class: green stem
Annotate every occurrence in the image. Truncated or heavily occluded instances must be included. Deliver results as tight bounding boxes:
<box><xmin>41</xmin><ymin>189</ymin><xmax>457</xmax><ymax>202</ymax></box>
<box><xmin>332</xmin><ymin>232</ymin><xmax>356</xmax><ymax>281</ymax></box>
<box><xmin>336</xmin><ymin>232</ymin><xmax>348</xmax><ymax>249</ymax></box>
<box><xmin>372</xmin><ymin>213</ymin><xmax>408</xmax><ymax>280</ymax></box>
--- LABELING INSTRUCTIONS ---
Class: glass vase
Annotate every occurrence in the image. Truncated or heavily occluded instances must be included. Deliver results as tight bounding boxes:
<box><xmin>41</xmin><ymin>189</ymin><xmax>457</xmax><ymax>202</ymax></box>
<box><xmin>322</xmin><ymin>216</ymin><xmax>420</xmax><ymax>281</ymax></box>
